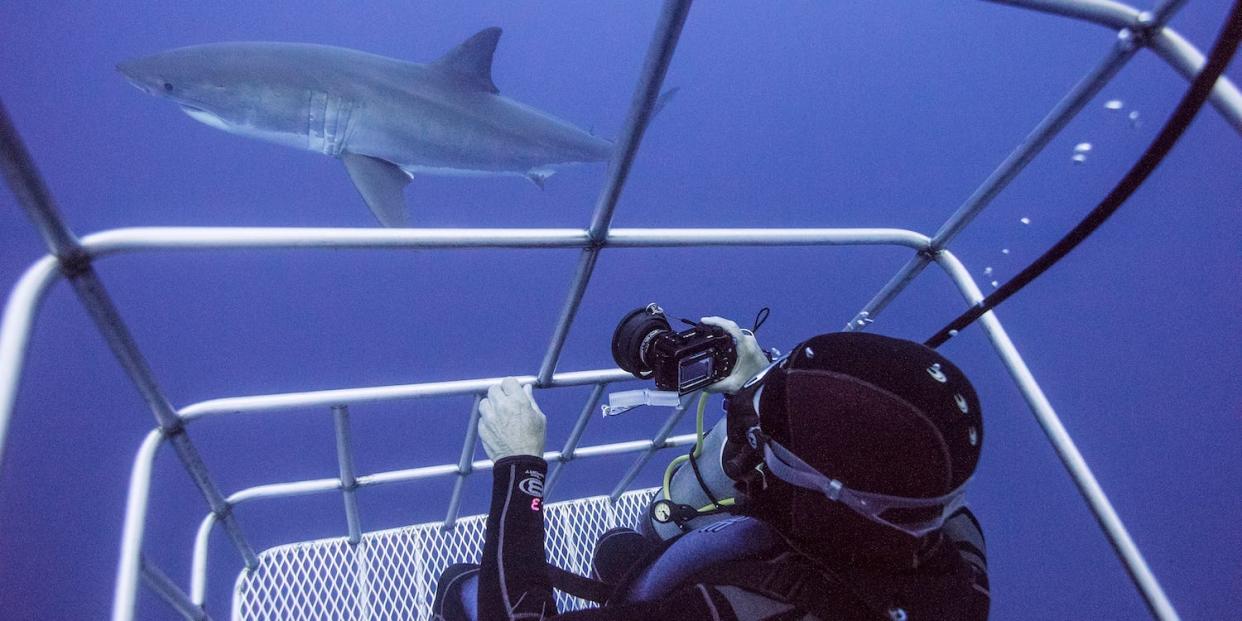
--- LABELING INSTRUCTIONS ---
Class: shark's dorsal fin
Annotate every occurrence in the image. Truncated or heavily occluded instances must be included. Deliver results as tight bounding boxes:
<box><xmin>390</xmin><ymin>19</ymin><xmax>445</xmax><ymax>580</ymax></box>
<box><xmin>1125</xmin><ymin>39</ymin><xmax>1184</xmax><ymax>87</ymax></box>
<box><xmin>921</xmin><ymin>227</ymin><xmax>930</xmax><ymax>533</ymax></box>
<box><xmin>431</xmin><ymin>27</ymin><xmax>502</xmax><ymax>94</ymax></box>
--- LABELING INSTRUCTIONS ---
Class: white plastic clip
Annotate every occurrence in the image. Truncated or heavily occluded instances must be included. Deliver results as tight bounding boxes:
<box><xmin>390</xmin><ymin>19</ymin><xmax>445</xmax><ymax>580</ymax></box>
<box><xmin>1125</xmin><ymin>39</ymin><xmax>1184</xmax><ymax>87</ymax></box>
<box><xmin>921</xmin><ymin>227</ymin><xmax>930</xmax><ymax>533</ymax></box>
<box><xmin>601</xmin><ymin>389</ymin><xmax>681</xmax><ymax>417</ymax></box>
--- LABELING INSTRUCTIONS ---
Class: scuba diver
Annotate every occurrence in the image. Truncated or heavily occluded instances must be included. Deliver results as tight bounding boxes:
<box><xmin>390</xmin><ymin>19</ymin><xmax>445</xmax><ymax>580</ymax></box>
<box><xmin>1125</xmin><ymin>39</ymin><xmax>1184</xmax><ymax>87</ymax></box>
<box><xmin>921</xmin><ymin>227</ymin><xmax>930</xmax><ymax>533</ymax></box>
<box><xmin>433</xmin><ymin>315</ymin><xmax>990</xmax><ymax>620</ymax></box>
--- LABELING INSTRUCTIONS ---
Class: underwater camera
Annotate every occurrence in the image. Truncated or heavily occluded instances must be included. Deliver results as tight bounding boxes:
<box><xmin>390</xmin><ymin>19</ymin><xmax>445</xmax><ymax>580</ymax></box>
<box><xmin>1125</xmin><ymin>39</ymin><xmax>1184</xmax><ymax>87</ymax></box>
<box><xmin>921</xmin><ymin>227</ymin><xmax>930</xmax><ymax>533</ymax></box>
<box><xmin>611</xmin><ymin>303</ymin><xmax>737</xmax><ymax>394</ymax></box>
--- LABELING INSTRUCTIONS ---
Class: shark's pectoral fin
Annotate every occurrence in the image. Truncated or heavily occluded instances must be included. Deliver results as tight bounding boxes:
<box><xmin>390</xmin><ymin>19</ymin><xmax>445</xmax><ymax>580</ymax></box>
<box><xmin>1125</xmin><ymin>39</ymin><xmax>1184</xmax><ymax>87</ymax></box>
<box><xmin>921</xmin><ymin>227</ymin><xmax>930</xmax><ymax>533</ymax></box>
<box><xmin>431</xmin><ymin>27</ymin><xmax>502</xmax><ymax>94</ymax></box>
<box><xmin>526</xmin><ymin>168</ymin><xmax>555</xmax><ymax>190</ymax></box>
<box><xmin>342</xmin><ymin>153</ymin><xmax>411</xmax><ymax>227</ymax></box>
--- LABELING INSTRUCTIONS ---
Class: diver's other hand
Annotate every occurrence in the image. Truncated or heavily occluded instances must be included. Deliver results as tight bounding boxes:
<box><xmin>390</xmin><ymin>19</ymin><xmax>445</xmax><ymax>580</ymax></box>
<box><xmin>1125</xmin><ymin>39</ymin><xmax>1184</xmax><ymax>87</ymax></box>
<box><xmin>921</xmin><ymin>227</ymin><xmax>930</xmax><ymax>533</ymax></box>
<box><xmin>700</xmin><ymin>316</ymin><xmax>769</xmax><ymax>395</ymax></box>
<box><xmin>479</xmin><ymin>377</ymin><xmax>547</xmax><ymax>461</ymax></box>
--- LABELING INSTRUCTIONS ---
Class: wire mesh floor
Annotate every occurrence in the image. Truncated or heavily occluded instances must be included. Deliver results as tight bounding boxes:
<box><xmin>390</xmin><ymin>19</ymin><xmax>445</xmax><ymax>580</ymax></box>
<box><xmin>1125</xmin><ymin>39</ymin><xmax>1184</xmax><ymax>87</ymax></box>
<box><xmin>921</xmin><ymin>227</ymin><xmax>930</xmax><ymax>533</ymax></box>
<box><xmin>233</xmin><ymin>488</ymin><xmax>657</xmax><ymax>620</ymax></box>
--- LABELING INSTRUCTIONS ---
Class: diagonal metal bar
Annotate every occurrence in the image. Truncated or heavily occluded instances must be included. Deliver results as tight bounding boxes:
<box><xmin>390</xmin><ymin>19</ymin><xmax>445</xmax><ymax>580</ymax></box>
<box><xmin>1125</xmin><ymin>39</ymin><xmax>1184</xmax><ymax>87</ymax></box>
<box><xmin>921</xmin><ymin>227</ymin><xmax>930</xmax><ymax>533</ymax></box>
<box><xmin>848</xmin><ymin>22</ymin><xmax>1146</xmax><ymax>331</ymax></box>
<box><xmin>443</xmin><ymin>394</ymin><xmax>484</xmax><ymax>531</ymax></box>
<box><xmin>0</xmin><ymin>99</ymin><xmax>84</xmax><ymax>263</ymax></box>
<box><xmin>544</xmin><ymin>383</ymin><xmax>606</xmax><ymax>501</ymax></box>
<box><xmin>986</xmin><ymin>0</ymin><xmax>1242</xmax><ymax>134</ymax></box>
<box><xmin>609</xmin><ymin>393</ymin><xmax>696</xmax><ymax>502</ymax></box>
<box><xmin>2</xmin><ymin>98</ymin><xmax>260</xmax><ymax>574</ymax></box>
<box><xmin>931</xmin><ymin>249</ymin><xmax>1179</xmax><ymax>620</ymax></box>
<box><xmin>537</xmin><ymin>0</ymin><xmax>693</xmax><ymax>385</ymax></box>
<box><xmin>141</xmin><ymin>556</ymin><xmax>211</xmax><ymax>621</ymax></box>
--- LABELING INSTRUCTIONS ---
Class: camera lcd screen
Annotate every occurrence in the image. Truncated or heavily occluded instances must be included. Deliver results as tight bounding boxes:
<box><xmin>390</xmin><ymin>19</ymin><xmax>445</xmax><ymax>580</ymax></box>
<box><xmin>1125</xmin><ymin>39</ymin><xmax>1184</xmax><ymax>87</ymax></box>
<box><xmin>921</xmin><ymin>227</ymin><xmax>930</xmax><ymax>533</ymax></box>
<box><xmin>678</xmin><ymin>353</ymin><xmax>714</xmax><ymax>390</ymax></box>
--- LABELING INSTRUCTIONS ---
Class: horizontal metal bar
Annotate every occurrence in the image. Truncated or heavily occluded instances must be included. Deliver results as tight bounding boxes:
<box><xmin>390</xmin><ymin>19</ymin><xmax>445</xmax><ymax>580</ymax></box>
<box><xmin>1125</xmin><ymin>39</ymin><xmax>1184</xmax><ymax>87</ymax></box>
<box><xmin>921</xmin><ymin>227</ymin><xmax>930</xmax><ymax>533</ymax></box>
<box><xmin>217</xmin><ymin>433</ymin><xmax>698</xmax><ymax>507</ymax></box>
<box><xmin>113</xmin><ymin>429</ymin><xmax>165</xmax><ymax>621</ymax></box>
<box><xmin>0</xmin><ymin>256</ymin><xmax>59</xmax><ymax>470</ymax></box>
<box><xmin>361</xmin><ymin>434</ymin><xmax>696</xmax><ymax>490</ymax></box>
<box><xmin>930</xmin><ymin>250</ymin><xmax>1179</xmax><ymax>620</ymax></box>
<box><xmin>606</xmin><ymin>228</ymin><xmax>930</xmax><ymax>248</ymax></box>
<box><xmin>187</xmin><ymin>432</ymin><xmax>697</xmax><ymax>602</ymax></box>
<box><xmin>178</xmin><ymin>368</ymin><xmax>632</xmax><ymax>422</ymax></box>
<box><xmin>74</xmin><ymin>226</ymin><xmax>935</xmax><ymax>257</ymax></box>
<box><xmin>332</xmin><ymin>405</ymin><xmax>362</xmax><ymax>545</ymax></box>
<box><xmin>81</xmin><ymin>227</ymin><xmax>591</xmax><ymax>256</ymax></box>
<box><xmin>141</xmin><ymin>556</ymin><xmax>210</xmax><ymax>621</ymax></box>
<box><xmin>545</xmin><ymin>384</ymin><xmax>606</xmax><ymax>500</ymax></box>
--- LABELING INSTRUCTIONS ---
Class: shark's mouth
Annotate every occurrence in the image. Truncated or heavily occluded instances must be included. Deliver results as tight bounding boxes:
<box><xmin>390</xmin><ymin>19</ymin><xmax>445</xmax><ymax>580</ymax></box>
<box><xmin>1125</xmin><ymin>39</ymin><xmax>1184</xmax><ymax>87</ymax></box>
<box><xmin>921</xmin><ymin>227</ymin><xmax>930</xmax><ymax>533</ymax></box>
<box><xmin>179</xmin><ymin>105</ymin><xmax>230</xmax><ymax>131</ymax></box>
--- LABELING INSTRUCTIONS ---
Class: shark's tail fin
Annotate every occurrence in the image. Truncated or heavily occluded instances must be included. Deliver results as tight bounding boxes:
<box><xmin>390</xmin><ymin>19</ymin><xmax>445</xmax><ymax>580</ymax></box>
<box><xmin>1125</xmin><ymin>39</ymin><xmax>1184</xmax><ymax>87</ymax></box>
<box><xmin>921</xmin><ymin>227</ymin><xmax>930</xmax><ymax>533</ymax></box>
<box><xmin>652</xmin><ymin>87</ymin><xmax>679</xmax><ymax>120</ymax></box>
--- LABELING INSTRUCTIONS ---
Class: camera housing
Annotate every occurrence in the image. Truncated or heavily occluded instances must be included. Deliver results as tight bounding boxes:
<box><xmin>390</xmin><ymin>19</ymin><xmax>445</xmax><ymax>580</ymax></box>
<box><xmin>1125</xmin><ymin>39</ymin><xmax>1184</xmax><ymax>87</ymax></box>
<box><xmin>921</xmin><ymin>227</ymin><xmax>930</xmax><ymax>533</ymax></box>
<box><xmin>611</xmin><ymin>304</ymin><xmax>737</xmax><ymax>394</ymax></box>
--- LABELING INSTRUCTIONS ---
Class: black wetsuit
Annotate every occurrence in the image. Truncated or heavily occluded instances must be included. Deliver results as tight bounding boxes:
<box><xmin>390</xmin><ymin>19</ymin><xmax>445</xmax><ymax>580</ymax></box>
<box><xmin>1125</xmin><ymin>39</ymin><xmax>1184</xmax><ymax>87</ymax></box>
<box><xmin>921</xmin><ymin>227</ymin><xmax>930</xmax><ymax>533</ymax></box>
<box><xmin>432</xmin><ymin>455</ymin><xmax>990</xmax><ymax>620</ymax></box>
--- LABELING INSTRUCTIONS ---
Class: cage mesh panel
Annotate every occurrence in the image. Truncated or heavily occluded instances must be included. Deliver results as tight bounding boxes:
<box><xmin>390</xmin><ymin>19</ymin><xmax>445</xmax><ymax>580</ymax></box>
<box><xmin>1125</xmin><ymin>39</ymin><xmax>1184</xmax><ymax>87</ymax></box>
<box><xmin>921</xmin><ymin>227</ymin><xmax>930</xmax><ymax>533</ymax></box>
<box><xmin>235</xmin><ymin>488</ymin><xmax>657</xmax><ymax>620</ymax></box>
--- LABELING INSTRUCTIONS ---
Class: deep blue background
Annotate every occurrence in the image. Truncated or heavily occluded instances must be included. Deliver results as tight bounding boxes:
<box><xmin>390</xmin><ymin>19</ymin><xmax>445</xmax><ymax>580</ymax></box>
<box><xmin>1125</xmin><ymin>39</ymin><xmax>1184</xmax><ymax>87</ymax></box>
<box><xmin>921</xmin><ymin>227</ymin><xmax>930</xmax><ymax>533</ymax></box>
<box><xmin>2</xmin><ymin>2</ymin><xmax>1240</xmax><ymax>619</ymax></box>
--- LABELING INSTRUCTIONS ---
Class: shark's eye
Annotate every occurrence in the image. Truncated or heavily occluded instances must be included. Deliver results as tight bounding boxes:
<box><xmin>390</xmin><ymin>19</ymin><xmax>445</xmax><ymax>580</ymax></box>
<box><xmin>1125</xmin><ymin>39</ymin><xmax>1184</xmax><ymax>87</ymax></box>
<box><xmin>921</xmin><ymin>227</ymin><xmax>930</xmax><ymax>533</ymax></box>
<box><xmin>162</xmin><ymin>82</ymin><xmax>174</xmax><ymax>92</ymax></box>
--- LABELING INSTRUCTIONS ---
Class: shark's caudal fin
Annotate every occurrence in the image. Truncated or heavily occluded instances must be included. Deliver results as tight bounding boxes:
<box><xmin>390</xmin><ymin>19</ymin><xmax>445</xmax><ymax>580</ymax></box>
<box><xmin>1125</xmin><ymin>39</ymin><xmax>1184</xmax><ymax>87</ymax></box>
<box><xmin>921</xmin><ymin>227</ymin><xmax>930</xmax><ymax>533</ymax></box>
<box><xmin>431</xmin><ymin>27</ymin><xmax>502</xmax><ymax>94</ymax></box>
<box><xmin>653</xmin><ymin>87</ymin><xmax>679</xmax><ymax>119</ymax></box>
<box><xmin>342</xmin><ymin>153</ymin><xmax>411</xmax><ymax>227</ymax></box>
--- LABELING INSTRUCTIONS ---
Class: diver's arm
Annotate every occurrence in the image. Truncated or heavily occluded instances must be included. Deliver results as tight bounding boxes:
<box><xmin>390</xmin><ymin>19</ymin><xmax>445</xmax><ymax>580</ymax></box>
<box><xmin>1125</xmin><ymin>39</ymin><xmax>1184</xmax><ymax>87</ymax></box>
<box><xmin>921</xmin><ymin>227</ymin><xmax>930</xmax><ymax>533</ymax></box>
<box><xmin>479</xmin><ymin>455</ymin><xmax>556</xmax><ymax>621</ymax></box>
<box><xmin>477</xmin><ymin>378</ymin><xmax>555</xmax><ymax>620</ymax></box>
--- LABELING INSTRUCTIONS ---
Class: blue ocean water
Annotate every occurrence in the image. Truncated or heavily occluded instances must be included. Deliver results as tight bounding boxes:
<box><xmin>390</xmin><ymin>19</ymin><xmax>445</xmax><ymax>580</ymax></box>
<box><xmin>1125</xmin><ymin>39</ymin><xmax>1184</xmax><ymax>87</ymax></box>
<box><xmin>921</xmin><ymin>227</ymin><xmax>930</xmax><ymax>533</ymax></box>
<box><xmin>1</xmin><ymin>2</ymin><xmax>1239</xmax><ymax>619</ymax></box>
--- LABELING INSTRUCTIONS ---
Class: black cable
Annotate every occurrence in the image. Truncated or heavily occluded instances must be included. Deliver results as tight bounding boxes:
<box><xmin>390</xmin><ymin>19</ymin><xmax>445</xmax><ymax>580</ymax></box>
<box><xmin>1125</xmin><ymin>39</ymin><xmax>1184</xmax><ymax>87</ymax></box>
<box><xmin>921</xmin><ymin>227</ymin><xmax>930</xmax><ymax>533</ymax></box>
<box><xmin>925</xmin><ymin>0</ymin><xmax>1242</xmax><ymax>349</ymax></box>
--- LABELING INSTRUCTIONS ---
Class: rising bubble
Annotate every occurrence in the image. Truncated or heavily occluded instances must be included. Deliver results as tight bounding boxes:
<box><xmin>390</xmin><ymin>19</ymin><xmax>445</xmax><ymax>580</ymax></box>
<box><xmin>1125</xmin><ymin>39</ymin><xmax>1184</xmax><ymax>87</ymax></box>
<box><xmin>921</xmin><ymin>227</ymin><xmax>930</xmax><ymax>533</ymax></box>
<box><xmin>984</xmin><ymin>266</ymin><xmax>993</xmax><ymax>276</ymax></box>
<box><xmin>1128</xmin><ymin>110</ymin><xmax>1141</xmax><ymax>128</ymax></box>
<box><xmin>1074</xmin><ymin>142</ymin><xmax>1093</xmax><ymax>154</ymax></box>
<box><xmin>1072</xmin><ymin>153</ymin><xmax>1087</xmax><ymax>164</ymax></box>
<box><xmin>1020</xmin><ymin>217</ymin><xmax>1031</xmax><ymax>225</ymax></box>
<box><xmin>1105</xmin><ymin>99</ymin><xmax>1124</xmax><ymax>110</ymax></box>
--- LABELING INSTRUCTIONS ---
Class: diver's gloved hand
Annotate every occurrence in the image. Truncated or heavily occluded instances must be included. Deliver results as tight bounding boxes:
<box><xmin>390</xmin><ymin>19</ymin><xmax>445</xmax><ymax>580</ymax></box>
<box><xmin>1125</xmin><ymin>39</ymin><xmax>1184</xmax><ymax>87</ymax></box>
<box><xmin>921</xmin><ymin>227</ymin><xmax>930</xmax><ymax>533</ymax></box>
<box><xmin>700</xmin><ymin>316</ymin><xmax>770</xmax><ymax>395</ymax></box>
<box><xmin>479</xmin><ymin>377</ymin><xmax>547</xmax><ymax>461</ymax></box>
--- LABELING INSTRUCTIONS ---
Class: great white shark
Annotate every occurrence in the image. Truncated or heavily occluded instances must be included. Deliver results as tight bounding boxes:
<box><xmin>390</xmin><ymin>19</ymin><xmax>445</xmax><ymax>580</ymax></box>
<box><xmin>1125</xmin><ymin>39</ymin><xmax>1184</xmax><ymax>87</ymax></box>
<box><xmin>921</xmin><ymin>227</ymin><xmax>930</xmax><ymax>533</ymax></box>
<box><xmin>118</xmin><ymin>28</ymin><xmax>654</xmax><ymax>227</ymax></box>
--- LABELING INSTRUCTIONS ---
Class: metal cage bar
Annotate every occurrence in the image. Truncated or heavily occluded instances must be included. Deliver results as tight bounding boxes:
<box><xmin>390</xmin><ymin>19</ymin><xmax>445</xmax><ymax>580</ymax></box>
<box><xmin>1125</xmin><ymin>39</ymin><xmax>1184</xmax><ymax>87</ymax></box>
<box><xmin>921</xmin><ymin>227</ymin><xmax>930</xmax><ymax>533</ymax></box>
<box><xmin>931</xmin><ymin>250</ymin><xmax>1178</xmax><ymax>619</ymax></box>
<box><xmin>331</xmin><ymin>405</ymin><xmax>363</xmax><ymax>545</ymax></box>
<box><xmin>442</xmin><ymin>394</ymin><xmax>484</xmax><ymax>530</ymax></box>
<box><xmin>609</xmin><ymin>393</ymin><xmax>696</xmax><ymax>501</ymax></box>
<box><xmin>141</xmin><ymin>557</ymin><xmax>210</xmax><ymax>621</ymax></box>
<box><xmin>537</xmin><ymin>0</ymin><xmax>693</xmax><ymax>386</ymax></box>
<box><xmin>544</xmin><ymin>383</ymin><xmax>607</xmax><ymax>500</ymax></box>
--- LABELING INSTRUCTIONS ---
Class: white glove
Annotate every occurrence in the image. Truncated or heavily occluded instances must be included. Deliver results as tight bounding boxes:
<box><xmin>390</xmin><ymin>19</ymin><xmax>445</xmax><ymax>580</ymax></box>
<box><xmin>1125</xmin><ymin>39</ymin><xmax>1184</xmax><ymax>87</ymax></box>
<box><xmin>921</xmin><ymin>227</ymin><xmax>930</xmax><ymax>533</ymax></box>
<box><xmin>700</xmin><ymin>316</ymin><xmax>770</xmax><ymax>395</ymax></box>
<box><xmin>479</xmin><ymin>377</ymin><xmax>547</xmax><ymax>461</ymax></box>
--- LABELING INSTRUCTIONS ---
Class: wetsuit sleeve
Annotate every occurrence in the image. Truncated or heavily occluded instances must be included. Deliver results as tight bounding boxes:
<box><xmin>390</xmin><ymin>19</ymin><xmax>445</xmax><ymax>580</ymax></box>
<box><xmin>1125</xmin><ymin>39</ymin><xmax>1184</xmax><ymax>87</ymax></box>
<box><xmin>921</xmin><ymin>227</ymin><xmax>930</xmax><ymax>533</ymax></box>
<box><xmin>479</xmin><ymin>455</ymin><xmax>555</xmax><ymax>621</ymax></box>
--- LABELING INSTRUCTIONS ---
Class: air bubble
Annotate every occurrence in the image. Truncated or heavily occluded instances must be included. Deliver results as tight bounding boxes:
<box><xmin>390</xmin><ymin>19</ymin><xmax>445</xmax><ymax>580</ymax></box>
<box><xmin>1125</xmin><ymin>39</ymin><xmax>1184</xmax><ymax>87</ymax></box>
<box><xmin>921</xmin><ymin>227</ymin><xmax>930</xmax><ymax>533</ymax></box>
<box><xmin>984</xmin><ymin>266</ymin><xmax>993</xmax><ymax>276</ymax></box>
<box><xmin>1128</xmin><ymin>110</ymin><xmax>1141</xmax><ymax>128</ymax></box>
<box><xmin>1020</xmin><ymin>217</ymin><xmax>1031</xmax><ymax>225</ymax></box>
<box><xmin>1002</xmin><ymin>248</ymin><xmax>1010</xmax><ymax>255</ymax></box>
<box><xmin>948</xmin><ymin>329</ymin><xmax>959</xmax><ymax>337</ymax></box>
<box><xmin>990</xmin><ymin>280</ymin><xmax>999</xmax><ymax>288</ymax></box>
<box><xmin>1105</xmin><ymin>99</ymin><xmax>1124</xmax><ymax>110</ymax></box>
<box><xmin>1072</xmin><ymin>153</ymin><xmax>1087</xmax><ymax>165</ymax></box>
<box><xmin>1074</xmin><ymin>142</ymin><xmax>1092</xmax><ymax>154</ymax></box>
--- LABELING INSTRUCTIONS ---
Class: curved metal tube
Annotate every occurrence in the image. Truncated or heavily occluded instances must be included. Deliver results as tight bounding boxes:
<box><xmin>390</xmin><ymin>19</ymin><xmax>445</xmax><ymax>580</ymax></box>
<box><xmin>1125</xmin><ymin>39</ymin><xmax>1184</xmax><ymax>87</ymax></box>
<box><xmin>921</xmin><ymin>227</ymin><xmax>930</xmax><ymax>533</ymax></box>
<box><xmin>930</xmin><ymin>250</ymin><xmax>1179</xmax><ymax>620</ymax></box>
<box><xmin>113</xmin><ymin>429</ymin><xmax>166</xmax><ymax>621</ymax></box>
<box><xmin>0</xmin><ymin>256</ymin><xmax>60</xmax><ymax>470</ymax></box>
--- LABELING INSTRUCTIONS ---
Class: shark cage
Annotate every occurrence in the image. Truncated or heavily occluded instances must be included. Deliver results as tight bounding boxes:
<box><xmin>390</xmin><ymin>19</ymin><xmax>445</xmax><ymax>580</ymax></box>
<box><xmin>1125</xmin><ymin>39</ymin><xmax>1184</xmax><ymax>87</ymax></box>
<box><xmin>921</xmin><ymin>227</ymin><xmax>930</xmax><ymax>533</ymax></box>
<box><xmin>2</xmin><ymin>1</ymin><xmax>1240</xmax><ymax>619</ymax></box>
